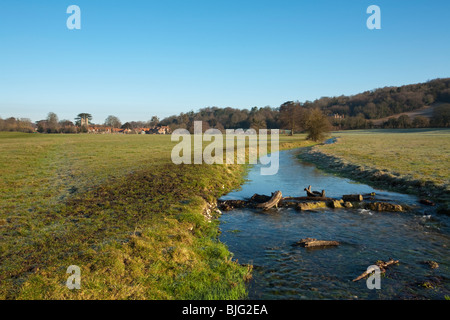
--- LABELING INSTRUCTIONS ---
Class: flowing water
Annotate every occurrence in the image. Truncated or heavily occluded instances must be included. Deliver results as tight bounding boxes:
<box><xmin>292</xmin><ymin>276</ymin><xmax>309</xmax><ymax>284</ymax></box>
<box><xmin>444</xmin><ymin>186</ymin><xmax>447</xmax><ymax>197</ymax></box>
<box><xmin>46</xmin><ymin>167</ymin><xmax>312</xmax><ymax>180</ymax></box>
<box><xmin>219</xmin><ymin>149</ymin><xmax>450</xmax><ymax>300</ymax></box>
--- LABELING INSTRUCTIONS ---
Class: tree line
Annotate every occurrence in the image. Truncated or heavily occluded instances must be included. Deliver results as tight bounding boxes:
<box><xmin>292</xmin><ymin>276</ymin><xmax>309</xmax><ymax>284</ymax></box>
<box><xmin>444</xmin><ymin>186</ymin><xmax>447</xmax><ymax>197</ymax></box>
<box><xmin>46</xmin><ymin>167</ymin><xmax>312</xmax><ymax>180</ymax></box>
<box><xmin>159</xmin><ymin>105</ymin><xmax>331</xmax><ymax>141</ymax></box>
<box><xmin>0</xmin><ymin>117</ymin><xmax>35</xmax><ymax>133</ymax></box>
<box><xmin>1</xmin><ymin>78</ymin><xmax>449</xmax><ymax>135</ymax></box>
<box><xmin>158</xmin><ymin>78</ymin><xmax>450</xmax><ymax>131</ymax></box>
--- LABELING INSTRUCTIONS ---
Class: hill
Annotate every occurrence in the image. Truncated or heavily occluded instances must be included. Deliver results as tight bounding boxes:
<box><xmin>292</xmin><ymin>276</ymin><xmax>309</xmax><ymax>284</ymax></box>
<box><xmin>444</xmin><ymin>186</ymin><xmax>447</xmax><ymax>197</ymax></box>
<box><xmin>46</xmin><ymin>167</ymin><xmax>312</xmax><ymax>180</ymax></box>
<box><xmin>370</xmin><ymin>104</ymin><xmax>436</xmax><ymax>126</ymax></box>
<box><xmin>305</xmin><ymin>78</ymin><xmax>450</xmax><ymax>120</ymax></box>
<box><xmin>159</xmin><ymin>78</ymin><xmax>450</xmax><ymax>131</ymax></box>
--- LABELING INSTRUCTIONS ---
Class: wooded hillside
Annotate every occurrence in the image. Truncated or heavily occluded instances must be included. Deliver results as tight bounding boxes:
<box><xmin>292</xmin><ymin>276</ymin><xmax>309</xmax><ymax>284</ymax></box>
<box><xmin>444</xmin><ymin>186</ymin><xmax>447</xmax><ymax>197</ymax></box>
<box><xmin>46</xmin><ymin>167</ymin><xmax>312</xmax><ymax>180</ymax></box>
<box><xmin>159</xmin><ymin>78</ymin><xmax>450</xmax><ymax>131</ymax></box>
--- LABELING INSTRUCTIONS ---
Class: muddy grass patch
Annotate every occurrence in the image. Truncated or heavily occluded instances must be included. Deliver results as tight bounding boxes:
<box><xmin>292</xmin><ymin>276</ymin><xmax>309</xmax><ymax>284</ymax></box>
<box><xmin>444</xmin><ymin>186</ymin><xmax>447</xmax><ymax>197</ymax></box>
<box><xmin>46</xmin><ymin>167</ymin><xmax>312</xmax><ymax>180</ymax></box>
<box><xmin>0</xmin><ymin>163</ymin><xmax>252</xmax><ymax>300</ymax></box>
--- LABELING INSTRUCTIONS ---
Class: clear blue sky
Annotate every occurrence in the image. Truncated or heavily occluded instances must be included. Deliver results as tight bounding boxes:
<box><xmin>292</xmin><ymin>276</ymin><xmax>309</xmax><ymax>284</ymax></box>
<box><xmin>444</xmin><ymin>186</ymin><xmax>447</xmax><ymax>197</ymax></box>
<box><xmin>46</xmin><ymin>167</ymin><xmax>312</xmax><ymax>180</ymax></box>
<box><xmin>1</xmin><ymin>0</ymin><xmax>449</xmax><ymax>123</ymax></box>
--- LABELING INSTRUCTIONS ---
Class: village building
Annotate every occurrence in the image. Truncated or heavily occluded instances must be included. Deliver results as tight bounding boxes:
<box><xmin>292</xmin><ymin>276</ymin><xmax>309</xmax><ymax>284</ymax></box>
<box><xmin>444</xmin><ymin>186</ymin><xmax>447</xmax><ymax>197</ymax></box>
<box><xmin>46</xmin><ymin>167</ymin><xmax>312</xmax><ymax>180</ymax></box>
<box><xmin>84</xmin><ymin>125</ymin><xmax>171</xmax><ymax>135</ymax></box>
<box><xmin>333</xmin><ymin>113</ymin><xmax>345</xmax><ymax>119</ymax></box>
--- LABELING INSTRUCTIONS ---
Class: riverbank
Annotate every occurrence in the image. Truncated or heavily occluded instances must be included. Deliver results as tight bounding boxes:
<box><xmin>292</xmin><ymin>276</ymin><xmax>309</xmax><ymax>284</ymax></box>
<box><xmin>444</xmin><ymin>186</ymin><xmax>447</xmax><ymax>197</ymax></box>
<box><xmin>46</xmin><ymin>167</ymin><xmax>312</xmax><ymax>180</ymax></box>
<box><xmin>0</xmin><ymin>132</ymin><xmax>311</xmax><ymax>299</ymax></box>
<box><xmin>298</xmin><ymin>129</ymin><xmax>450</xmax><ymax>214</ymax></box>
<box><xmin>0</xmin><ymin>134</ymin><xmax>250</xmax><ymax>299</ymax></box>
<box><xmin>219</xmin><ymin>148</ymin><xmax>450</xmax><ymax>300</ymax></box>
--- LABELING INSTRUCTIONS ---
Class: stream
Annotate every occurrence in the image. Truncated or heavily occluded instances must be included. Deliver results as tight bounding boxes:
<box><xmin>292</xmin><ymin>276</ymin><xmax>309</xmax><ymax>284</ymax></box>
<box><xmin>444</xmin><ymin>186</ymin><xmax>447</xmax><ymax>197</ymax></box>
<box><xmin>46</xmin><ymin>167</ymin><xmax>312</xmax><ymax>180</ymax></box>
<box><xmin>218</xmin><ymin>149</ymin><xmax>450</xmax><ymax>300</ymax></box>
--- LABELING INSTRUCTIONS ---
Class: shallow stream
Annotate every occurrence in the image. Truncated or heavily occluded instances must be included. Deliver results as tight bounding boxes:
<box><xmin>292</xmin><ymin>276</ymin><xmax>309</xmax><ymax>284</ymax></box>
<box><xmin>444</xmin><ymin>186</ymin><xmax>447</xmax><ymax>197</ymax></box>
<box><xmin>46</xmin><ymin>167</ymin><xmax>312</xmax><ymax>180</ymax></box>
<box><xmin>219</xmin><ymin>149</ymin><xmax>450</xmax><ymax>299</ymax></box>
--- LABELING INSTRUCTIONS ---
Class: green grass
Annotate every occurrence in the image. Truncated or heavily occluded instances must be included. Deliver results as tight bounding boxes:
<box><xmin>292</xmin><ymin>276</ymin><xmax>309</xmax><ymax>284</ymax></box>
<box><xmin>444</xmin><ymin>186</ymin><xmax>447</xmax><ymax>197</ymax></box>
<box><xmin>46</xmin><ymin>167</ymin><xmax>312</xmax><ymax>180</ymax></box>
<box><xmin>0</xmin><ymin>132</ymin><xmax>309</xmax><ymax>299</ymax></box>
<box><xmin>303</xmin><ymin>128</ymin><xmax>450</xmax><ymax>210</ymax></box>
<box><xmin>321</xmin><ymin>129</ymin><xmax>450</xmax><ymax>186</ymax></box>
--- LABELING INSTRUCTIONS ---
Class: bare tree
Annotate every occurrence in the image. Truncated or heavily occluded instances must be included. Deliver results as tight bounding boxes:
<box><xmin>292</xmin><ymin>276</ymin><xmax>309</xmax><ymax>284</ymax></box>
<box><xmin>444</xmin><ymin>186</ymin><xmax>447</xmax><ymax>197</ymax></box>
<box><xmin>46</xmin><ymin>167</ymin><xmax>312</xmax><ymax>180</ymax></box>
<box><xmin>305</xmin><ymin>108</ymin><xmax>332</xmax><ymax>141</ymax></box>
<box><xmin>412</xmin><ymin>116</ymin><xmax>430</xmax><ymax>128</ymax></box>
<box><xmin>46</xmin><ymin>112</ymin><xmax>59</xmax><ymax>133</ymax></box>
<box><xmin>149</xmin><ymin>115</ymin><xmax>160</xmax><ymax>127</ymax></box>
<box><xmin>279</xmin><ymin>101</ymin><xmax>307</xmax><ymax>135</ymax></box>
<box><xmin>105</xmin><ymin>115</ymin><xmax>122</xmax><ymax>129</ymax></box>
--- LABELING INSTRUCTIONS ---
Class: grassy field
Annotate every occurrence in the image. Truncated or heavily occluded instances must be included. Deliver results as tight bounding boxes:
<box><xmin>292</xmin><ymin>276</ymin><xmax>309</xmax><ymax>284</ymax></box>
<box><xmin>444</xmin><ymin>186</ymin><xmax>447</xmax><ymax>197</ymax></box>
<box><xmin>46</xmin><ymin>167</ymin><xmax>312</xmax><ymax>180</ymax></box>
<box><xmin>300</xmin><ymin>129</ymin><xmax>450</xmax><ymax>211</ymax></box>
<box><xmin>0</xmin><ymin>132</ymin><xmax>311</xmax><ymax>299</ymax></box>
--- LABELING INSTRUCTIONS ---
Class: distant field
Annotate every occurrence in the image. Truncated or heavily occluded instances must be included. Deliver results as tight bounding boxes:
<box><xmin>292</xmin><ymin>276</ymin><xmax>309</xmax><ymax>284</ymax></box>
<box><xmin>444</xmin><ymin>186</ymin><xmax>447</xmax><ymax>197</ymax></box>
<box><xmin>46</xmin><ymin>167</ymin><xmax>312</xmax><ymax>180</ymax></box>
<box><xmin>370</xmin><ymin>105</ymin><xmax>435</xmax><ymax>125</ymax></box>
<box><xmin>0</xmin><ymin>132</ymin><xmax>310</xmax><ymax>299</ymax></box>
<box><xmin>0</xmin><ymin>133</ymin><xmax>173</xmax><ymax>216</ymax></box>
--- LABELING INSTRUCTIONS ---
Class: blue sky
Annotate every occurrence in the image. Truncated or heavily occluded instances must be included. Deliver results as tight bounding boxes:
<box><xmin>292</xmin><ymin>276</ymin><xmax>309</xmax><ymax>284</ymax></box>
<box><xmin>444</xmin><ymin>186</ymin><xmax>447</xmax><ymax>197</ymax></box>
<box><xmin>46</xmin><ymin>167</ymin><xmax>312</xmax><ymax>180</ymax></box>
<box><xmin>0</xmin><ymin>0</ymin><xmax>449</xmax><ymax>123</ymax></box>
